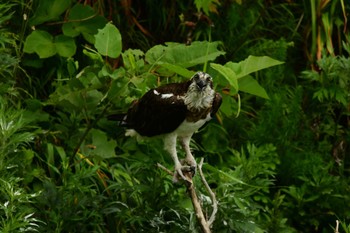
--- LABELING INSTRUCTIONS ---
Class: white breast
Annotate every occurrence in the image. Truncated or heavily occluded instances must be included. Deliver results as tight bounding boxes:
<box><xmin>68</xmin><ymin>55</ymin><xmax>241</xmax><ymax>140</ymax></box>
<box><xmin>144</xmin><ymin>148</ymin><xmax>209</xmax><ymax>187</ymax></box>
<box><xmin>174</xmin><ymin>113</ymin><xmax>212</xmax><ymax>137</ymax></box>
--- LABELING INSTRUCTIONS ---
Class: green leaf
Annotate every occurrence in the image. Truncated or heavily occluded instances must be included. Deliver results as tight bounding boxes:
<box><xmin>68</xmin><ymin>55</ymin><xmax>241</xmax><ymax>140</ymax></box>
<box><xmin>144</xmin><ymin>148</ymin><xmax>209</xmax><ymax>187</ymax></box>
<box><xmin>51</xmin><ymin>81</ymin><xmax>104</xmax><ymax>112</ymax></box>
<box><xmin>24</xmin><ymin>32</ymin><xmax>77</xmax><ymax>58</ymax></box>
<box><xmin>227</xmin><ymin>55</ymin><xmax>284</xmax><ymax>79</ymax></box>
<box><xmin>29</xmin><ymin>0</ymin><xmax>71</xmax><ymax>26</ymax></box>
<box><xmin>122</xmin><ymin>49</ymin><xmax>145</xmax><ymax>72</ymax></box>
<box><xmin>205</xmin><ymin>164</ymin><xmax>246</xmax><ymax>185</ymax></box>
<box><xmin>211</xmin><ymin>56</ymin><xmax>282</xmax><ymax>98</ymax></box>
<box><xmin>83</xmin><ymin>48</ymin><xmax>104</xmax><ymax>62</ymax></box>
<box><xmin>220</xmin><ymin>94</ymin><xmax>236</xmax><ymax>117</ymax></box>
<box><xmin>94</xmin><ymin>22</ymin><xmax>122</xmax><ymax>58</ymax></box>
<box><xmin>145</xmin><ymin>41</ymin><xmax>225</xmax><ymax>68</ymax></box>
<box><xmin>46</xmin><ymin>143</ymin><xmax>61</xmax><ymax>177</ymax></box>
<box><xmin>90</xmin><ymin>129</ymin><xmax>117</xmax><ymax>158</ymax></box>
<box><xmin>54</xmin><ymin>35</ymin><xmax>76</xmax><ymax>57</ymax></box>
<box><xmin>238</xmin><ymin>75</ymin><xmax>269</xmax><ymax>99</ymax></box>
<box><xmin>23</xmin><ymin>30</ymin><xmax>56</xmax><ymax>58</ymax></box>
<box><xmin>211</xmin><ymin>63</ymin><xmax>238</xmax><ymax>92</ymax></box>
<box><xmin>159</xmin><ymin>63</ymin><xmax>195</xmax><ymax>78</ymax></box>
<box><xmin>62</xmin><ymin>4</ymin><xmax>107</xmax><ymax>43</ymax></box>
<box><xmin>107</xmin><ymin>76</ymin><xmax>129</xmax><ymax>101</ymax></box>
<box><xmin>194</xmin><ymin>0</ymin><xmax>220</xmax><ymax>15</ymax></box>
<box><xmin>83</xmin><ymin>89</ymin><xmax>104</xmax><ymax>110</ymax></box>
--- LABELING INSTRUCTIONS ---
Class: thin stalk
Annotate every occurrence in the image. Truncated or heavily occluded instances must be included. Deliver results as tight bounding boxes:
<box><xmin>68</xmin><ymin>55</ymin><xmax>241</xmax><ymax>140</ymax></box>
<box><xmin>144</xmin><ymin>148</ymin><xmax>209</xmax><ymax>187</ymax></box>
<box><xmin>310</xmin><ymin>0</ymin><xmax>317</xmax><ymax>64</ymax></box>
<box><xmin>71</xmin><ymin>103</ymin><xmax>111</xmax><ymax>163</ymax></box>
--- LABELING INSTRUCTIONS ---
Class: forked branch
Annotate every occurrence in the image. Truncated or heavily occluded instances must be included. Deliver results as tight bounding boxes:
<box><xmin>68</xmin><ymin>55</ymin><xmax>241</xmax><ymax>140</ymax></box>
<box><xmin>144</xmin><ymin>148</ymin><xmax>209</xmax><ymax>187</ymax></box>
<box><xmin>198</xmin><ymin>158</ymin><xmax>218</xmax><ymax>227</ymax></box>
<box><xmin>157</xmin><ymin>159</ymin><xmax>217</xmax><ymax>233</ymax></box>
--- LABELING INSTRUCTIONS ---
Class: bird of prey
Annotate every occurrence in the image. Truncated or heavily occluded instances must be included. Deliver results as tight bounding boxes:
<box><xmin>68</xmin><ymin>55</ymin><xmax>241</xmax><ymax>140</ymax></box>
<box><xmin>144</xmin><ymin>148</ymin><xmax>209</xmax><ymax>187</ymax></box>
<box><xmin>115</xmin><ymin>72</ymin><xmax>222</xmax><ymax>182</ymax></box>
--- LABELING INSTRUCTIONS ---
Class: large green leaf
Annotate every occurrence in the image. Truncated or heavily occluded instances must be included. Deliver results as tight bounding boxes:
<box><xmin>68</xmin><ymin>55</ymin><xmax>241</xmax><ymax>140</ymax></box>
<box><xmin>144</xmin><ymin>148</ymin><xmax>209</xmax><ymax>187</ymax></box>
<box><xmin>211</xmin><ymin>56</ymin><xmax>282</xmax><ymax>99</ymax></box>
<box><xmin>211</xmin><ymin>63</ymin><xmax>238</xmax><ymax>93</ymax></box>
<box><xmin>54</xmin><ymin>35</ymin><xmax>76</xmax><ymax>57</ymax></box>
<box><xmin>62</xmin><ymin>4</ymin><xmax>107</xmax><ymax>43</ymax></box>
<box><xmin>145</xmin><ymin>41</ymin><xmax>225</xmax><ymax>68</ymax></box>
<box><xmin>159</xmin><ymin>63</ymin><xmax>195</xmax><ymax>78</ymax></box>
<box><xmin>24</xmin><ymin>31</ymin><xmax>76</xmax><ymax>58</ymax></box>
<box><xmin>238</xmin><ymin>75</ymin><xmax>269</xmax><ymax>99</ymax></box>
<box><xmin>90</xmin><ymin>129</ymin><xmax>117</xmax><ymax>158</ymax></box>
<box><xmin>94</xmin><ymin>23</ymin><xmax>122</xmax><ymax>58</ymax></box>
<box><xmin>23</xmin><ymin>30</ymin><xmax>56</xmax><ymax>58</ymax></box>
<box><xmin>29</xmin><ymin>0</ymin><xmax>71</xmax><ymax>26</ymax></box>
<box><xmin>226</xmin><ymin>55</ymin><xmax>284</xmax><ymax>79</ymax></box>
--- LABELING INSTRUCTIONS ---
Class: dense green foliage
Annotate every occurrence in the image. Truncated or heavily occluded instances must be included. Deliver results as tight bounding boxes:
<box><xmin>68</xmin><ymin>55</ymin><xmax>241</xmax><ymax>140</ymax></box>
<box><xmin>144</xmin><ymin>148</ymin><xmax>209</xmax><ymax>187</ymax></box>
<box><xmin>0</xmin><ymin>0</ymin><xmax>350</xmax><ymax>232</ymax></box>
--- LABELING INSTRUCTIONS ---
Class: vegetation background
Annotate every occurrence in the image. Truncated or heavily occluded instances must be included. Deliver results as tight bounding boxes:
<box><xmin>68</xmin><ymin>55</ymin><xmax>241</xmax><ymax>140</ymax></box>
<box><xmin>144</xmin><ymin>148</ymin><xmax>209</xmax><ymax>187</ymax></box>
<box><xmin>0</xmin><ymin>0</ymin><xmax>349</xmax><ymax>232</ymax></box>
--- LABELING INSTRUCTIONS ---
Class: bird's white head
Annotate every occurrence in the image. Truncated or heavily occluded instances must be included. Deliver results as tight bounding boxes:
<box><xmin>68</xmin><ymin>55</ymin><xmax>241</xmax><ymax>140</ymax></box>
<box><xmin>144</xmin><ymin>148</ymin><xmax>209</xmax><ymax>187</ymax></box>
<box><xmin>190</xmin><ymin>71</ymin><xmax>213</xmax><ymax>92</ymax></box>
<box><xmin>185</xmin><ymin>72</ymin><xmax>215</xmax><ymax>110</ymax></box>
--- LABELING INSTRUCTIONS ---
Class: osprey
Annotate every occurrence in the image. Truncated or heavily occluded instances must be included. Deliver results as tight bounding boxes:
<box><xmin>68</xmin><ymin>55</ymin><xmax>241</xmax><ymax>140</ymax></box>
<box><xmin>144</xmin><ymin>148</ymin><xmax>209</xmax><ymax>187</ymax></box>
<box><xmin>115</xmin><ymin>72</ymin><xmax>222</xmax><ymax>182</ymax></box>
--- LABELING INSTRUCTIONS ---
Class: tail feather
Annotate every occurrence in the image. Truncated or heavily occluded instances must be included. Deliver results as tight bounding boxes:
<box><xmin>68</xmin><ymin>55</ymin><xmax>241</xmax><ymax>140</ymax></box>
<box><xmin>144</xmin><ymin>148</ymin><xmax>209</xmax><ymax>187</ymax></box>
<box><xmin>107</xmin><ymin>114</ymin><xmax>125</xmax><ymax>121</ymax></box>
<box><xmin>107</xmin><ymin>114</ymin><xmax>128</xmax><ymax>127</ymax></box>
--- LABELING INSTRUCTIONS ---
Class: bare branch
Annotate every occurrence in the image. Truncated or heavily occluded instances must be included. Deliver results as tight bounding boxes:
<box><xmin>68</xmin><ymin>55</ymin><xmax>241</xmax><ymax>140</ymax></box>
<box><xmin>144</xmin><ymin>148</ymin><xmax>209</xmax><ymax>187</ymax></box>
<box><xmin>157</xmin><ymin>162</ymin><xmax>212</xmax><ymax>233</ymax></box>
<box><xmin>335</xmin><ymin>220</ymin><xmax>339</xmax><ymax>233</ymax></box>
<box><xmin>184</xmin><ymin>172</ymin><xmax>211</xmax><ymax>233</ymax></box>
<box><xmin>156</xmin><ymin>163</ymin><xmax>174</xmax><ymax>176</ymax></box>
<box><xmin>198</xmin><ymin>158</ymin><xmax>218</xmax><ymax>227</ymax></box>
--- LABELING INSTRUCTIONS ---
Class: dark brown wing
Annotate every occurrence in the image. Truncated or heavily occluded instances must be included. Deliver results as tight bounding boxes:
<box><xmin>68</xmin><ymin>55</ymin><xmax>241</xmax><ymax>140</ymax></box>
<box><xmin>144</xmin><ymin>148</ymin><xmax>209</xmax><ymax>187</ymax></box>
<box><xmin>211</xmin><ymin>92</ymin><xmax>222</xmax><ymax>117</ymax></box>
<box><xmin>125</xmin><ymin>83</ymin><xmax>190</xmax><ymax>137</ymax></box>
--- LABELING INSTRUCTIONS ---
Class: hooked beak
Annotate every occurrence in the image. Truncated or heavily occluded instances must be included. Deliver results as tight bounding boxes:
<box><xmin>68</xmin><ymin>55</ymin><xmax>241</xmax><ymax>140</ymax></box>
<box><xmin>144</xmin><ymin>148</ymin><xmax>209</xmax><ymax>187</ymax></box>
<box><xmin>196</xmin><ymin>79</ymin><xmax>207</xmax><ymax>91</ymax></box>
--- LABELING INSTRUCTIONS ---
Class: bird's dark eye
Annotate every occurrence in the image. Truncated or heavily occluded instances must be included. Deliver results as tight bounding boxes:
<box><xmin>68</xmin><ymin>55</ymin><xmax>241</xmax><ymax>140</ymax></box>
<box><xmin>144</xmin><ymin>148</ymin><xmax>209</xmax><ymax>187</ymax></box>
<box><xmin>206</xmin><ymin>75</ymin><xmax>212</xmax><ymax>82</ymax></box>
<box><xmin>193</xmin><ymin>73</ymin><xmax>200</xmax><ymax>80</ymax></box>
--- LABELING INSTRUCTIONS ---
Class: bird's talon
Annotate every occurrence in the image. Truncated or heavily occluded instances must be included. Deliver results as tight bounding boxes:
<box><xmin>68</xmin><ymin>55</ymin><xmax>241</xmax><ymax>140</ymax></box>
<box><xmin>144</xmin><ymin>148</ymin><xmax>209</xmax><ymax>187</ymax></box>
<box><xmin>173</xmin><ymin>166</ymin><xmax>187</xmax><ymax>183</ymax></box>
<box><xmin>190</xmin><ymin>165</ymin><xmax>196</xmax><ymax>177</ymax></box>
<box><xmin>180</xmin><ymin>159</ymin><xmax>186</xmax><ymax>166</ymax></box>
<box><xmin>173</xmin><ymin>165</ymin><xmax>196</xmax><ymax>183</ymax></box>
<box><xmin>181</xmin><ymin>165</ymin><xmax>192</xmax><ymax>172</ymax></box>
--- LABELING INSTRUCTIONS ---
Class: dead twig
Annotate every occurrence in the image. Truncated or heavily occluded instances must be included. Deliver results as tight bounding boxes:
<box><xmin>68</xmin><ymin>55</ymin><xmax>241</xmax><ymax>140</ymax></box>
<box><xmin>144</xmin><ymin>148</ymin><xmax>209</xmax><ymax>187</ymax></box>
<box><xmin>157</xmin><ymin>159</ymin><xmax>217</xmax><ymax>233</ymax></box>
<box><xmin>335</xmin><ymin>220</ymin><xmax>339</xmax><ymax>233</ymax></box>
<box><xmin>198</xmin><ymin>158</ymin><xmax>218</xmax><ymax>227</ymax></box>
<box><xmin>184</xmin><ymin>171</ymin><xmax>211</xmax><ymax>233</ymax></box>
<box><xmin>156</xmin><ymin>163</ymin><xmax>174</xmax><ymax>176</ymax></box>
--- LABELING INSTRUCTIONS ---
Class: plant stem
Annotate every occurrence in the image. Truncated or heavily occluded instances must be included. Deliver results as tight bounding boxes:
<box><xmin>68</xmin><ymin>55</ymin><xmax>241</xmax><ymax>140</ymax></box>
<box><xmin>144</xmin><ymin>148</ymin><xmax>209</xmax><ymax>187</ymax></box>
<box><xmin>310</xmin><ymin>0</ymin><xmax>317</xmax><ymax>63</ymax></box>
<box><xmin>71</xmin><ymin>103</ymin><xmax>110</xmax><ymax>163</ymax></box>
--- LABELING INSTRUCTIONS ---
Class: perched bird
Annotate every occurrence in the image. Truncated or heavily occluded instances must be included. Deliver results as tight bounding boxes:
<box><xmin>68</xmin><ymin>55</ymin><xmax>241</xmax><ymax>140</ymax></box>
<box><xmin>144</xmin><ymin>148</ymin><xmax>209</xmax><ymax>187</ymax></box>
<box><xmin>113</xmin><ymin>72</ymin><xmax>222</xmax><ymax>182</ymax></box>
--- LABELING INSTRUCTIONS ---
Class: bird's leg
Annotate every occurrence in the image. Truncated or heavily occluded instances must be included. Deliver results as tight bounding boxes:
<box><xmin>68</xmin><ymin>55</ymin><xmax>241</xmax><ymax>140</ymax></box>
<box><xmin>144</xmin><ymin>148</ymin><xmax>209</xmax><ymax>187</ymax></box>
<box><xmin>180</xmin><ymin>135</ymin><xmax>197</xmax><ymax>176</ymax></box>
<box><xmin>164</xmin><ymin>134</ymin><xmax>190</xmax><ymax>183</ymax></box>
